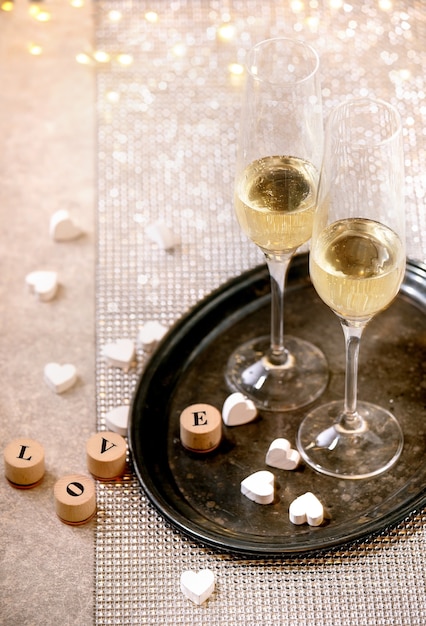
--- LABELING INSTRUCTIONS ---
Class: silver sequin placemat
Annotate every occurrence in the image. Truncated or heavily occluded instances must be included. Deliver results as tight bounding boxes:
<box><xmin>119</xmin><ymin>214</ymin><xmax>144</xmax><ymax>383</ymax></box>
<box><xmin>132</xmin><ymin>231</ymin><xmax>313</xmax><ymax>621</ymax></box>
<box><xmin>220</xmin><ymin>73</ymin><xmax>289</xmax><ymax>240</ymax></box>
<box><xmin>94</xmin><ymin>2</ymin><xmax>426</xmax><ymax>623</ymax></box>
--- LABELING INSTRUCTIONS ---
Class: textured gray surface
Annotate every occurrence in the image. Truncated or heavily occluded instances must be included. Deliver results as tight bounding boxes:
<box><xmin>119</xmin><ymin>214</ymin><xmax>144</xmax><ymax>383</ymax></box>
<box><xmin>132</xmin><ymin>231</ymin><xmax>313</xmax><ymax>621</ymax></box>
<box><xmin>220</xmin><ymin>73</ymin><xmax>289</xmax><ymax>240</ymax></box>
<box><xmin>0</xmin><ymin>2</ymin><xmax>95</xmax><ymax>624</ymax></box>
<box><xmin>94</xmin><ymin>1</ymin><xmax>425</xmax><ymax>625</ymax></box>
<box><xmin>1</xmin><ymin>1</ymin><xmax>425</xmax><ymax>625</ymax></box>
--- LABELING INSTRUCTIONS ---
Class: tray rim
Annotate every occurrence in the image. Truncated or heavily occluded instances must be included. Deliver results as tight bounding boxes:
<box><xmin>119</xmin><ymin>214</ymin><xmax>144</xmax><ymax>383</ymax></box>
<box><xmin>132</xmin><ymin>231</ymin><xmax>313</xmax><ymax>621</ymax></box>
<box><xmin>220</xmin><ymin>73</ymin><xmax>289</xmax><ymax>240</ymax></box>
<box><xmin>128</xmin><ymin>254</ymin><xmax>426</xmax><ymax>557</ymax></box>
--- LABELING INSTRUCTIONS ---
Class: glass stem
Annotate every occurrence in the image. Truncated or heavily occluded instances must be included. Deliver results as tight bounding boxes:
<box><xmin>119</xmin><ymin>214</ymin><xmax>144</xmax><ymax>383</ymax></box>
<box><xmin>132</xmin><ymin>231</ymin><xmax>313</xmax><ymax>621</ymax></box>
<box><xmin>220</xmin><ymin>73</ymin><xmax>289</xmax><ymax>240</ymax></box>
<box><xmin>265</xmin><ymin>253</ymin><xmax>292</xmax><ymax>367</ymax></box>
<box><xmin>340</xmin><ymin>321</ymin><xmax>365</xmax><ymax>431</ymax></box>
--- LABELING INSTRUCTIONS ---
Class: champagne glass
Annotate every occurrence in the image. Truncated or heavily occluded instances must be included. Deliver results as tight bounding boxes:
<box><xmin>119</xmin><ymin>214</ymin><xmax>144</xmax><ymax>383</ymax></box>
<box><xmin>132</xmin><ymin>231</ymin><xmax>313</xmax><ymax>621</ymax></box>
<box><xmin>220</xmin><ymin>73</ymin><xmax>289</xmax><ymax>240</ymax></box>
<box><xmin>225</xmin><ymin>37</ymin><xmax>328</xmax><ymax>411</ymax></box>
<box><xmin>297</xmin><ymin>98</ymin><xmax>406</xmax><ymax>479</ymax></box>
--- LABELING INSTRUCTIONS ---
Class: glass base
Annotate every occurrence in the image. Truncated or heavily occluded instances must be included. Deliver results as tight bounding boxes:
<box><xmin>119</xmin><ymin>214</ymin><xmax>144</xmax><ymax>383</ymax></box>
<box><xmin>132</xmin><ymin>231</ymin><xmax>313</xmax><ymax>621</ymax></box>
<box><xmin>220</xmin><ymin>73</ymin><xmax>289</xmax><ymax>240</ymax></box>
<box><xmin>225</xmin><ymin>335</ymin><xmax>328</xmax><ymax>412</ymax></box>
<box><xmin>296</xmin><ymin>400</ymin><xmax>404</xmax><ymax>479</ymax></box>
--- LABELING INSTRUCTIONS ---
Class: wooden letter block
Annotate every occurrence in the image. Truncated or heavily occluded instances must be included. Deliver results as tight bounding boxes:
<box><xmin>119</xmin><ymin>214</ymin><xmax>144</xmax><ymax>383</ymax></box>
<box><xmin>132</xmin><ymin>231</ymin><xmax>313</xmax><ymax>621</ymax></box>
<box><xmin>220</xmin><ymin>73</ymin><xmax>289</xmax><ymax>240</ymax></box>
<box><xmin>54</xmin><ymin>474</ymin><xmax>96</xmax><ymax>525</ymax></box>
<box><xmin>3</xmin><ymin>438</ymin><xmax>45</xmax><ymax>488</ymax></box>
<box><xmin>179</xmin><ymin>403</ymin><xmax>222</xmax><ymax>453</ymax></box>
<box><xmin>86</xmin><ymin>431</ymin><xmax>127</xmax><ymax>479</ymax></box>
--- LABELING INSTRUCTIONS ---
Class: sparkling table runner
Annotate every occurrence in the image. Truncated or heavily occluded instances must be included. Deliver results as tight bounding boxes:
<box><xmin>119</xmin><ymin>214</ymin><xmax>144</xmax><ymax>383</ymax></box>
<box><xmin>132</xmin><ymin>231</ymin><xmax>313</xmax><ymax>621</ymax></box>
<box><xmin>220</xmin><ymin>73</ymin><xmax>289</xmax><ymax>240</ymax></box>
<box><xmin>94</xmin><ymin>1</ymin><xmax>426</xmax><ymax>623</ymax></box>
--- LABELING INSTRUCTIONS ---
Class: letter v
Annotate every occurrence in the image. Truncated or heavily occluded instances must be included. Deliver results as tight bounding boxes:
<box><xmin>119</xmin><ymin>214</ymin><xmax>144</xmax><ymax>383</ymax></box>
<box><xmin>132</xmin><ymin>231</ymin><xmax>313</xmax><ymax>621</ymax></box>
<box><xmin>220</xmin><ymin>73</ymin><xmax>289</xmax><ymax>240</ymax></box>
<box><xmin>101</xmin><ymin>437</ymin><xmax>117</xmax><ymax>454</ymax></box>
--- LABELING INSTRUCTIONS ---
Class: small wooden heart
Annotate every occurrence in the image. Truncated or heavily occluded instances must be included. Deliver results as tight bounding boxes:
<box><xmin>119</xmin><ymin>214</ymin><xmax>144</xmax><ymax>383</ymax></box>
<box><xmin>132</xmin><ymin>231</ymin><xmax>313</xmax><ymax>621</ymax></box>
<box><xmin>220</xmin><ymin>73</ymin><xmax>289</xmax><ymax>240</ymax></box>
<box><xmin>180</xmin><ymin>569</ymin><xmax>215</xmax><ymax>605</ymax></box>
<box><xmin>222</xmin><ymin>392</ymin><xmax>258</xmax><ymax>426</ymax></box>
<box><xmin>26</xmin><ymin>270</ymin><xmax>58</xmax><ymax>302</ymax></box>
<box><xmin>265</xmin><ymin>438</ymin><xmax>300</xmax><ymax>470</ymax></box>
<box><xmin>44</xmin><ymin>362</ymin><xmax>77</xmax><ymax>394</ymax></box>
<box><xmin>50</xmin><ymin>209</ymin><xmax>82</xmax><ymax>241</ymax></box>
<box><xmin>240</xmin><ymin>470</ymin><xmax>274</xmax><ymax>505</ymax></box>
<box><xmin>105</xmin><ymin>405</ymin><xmax>129</xmax><ymax>437</ymax></box>
<box><xmin>145</xmin><ymin>220</ymin><xmax>179</xmax><ymax>250</ymax></box>
<box><xmin>102</xmin><ymin>339</ymin><xmax>135</xmax><ymax>371</ymax></box>
<box><xmin>137</xmin><ymin>320</ymin><xmax>167</xmax><ymax>350</ymax></box>
<box><xmin>289</xmin><ymin>492</ymin><xmax>324</xmax><ymax>526</ymax></box>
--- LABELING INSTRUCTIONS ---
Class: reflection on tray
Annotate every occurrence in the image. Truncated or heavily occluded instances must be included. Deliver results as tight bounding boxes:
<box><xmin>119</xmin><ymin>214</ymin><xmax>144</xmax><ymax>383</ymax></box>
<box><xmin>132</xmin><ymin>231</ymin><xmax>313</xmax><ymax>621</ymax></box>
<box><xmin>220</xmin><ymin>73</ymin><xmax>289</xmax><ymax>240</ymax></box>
<box><xmin>129</xmin><ymin>255</ymin><xmax>426</xmax><ymax>556</ymax></box>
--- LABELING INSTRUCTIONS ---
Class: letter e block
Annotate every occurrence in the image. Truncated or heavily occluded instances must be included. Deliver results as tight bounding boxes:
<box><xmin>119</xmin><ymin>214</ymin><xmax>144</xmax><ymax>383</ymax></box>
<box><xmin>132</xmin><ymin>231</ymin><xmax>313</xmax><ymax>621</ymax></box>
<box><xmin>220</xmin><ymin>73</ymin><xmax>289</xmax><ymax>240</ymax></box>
<box><xmin>179</xmin><ymin>403</ymin><xmax>222</xmax><ymax>453</ymax></box>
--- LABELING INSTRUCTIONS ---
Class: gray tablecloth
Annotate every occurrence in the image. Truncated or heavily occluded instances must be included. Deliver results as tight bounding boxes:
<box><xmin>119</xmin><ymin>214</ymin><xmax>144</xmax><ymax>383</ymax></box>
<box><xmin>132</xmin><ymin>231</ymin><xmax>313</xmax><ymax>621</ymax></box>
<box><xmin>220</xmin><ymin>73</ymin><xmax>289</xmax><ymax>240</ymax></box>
<box><xmin>94</xmin><ymin>1</ymin><xmax>426</xmax><ymax>623</ymax></box>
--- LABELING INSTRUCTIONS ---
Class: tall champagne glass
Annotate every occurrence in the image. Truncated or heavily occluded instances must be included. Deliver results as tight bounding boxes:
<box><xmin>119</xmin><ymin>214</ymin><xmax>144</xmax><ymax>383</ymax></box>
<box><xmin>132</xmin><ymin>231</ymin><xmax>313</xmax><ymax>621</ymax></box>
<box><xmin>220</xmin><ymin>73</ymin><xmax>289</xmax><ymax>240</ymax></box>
<box><xmin>225</xmin><ymin>37</ymin><xmax>328</xmax><ymax>411</ymax></box>
<box><xmin>297</xmin><ymin>98</ymin><xmax>406</xmax><ymax>479</ymax></box>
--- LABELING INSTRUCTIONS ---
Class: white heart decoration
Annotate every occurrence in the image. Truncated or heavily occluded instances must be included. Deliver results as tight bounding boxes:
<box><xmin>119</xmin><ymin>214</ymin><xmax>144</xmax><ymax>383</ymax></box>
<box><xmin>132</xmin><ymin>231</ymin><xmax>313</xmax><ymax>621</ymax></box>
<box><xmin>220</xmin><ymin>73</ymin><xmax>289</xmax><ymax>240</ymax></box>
<box><xmin>265</xmin><ymin>438</ymin><xmax>301</xmax><ymax>470</ymax></box>
<box><xmin>105</xmin><ymin>405</ymin><xmax>129</xmax><ymax>437</ymax></box>
<box><xmin>180</xmin><ymin>569</ymin><xmax>215</xmax><ymax>605</ymax></box>
<box><xmin>289</xmin><ymin>492</ymin><xmax>324</xmax><ymax>527</ymax></box>
<box><xmin>26</xmin><ymin>270</ymin><xmax>58</xmax><ymax>302</ymax></box>
<box><xmin>44</xmin><ymin>362</ymin><xmax>77</xmax><ymax>394</ymax></box>
<box><xmin>145</xmin><ymin>220</ymin><xmax>179</xmax><ymax>250</ymax></box>
<box><xmin>137</xmin><ymin>320</ymin><xmax>167</xmax><ymax>351</ymax></box>
<box><xmin>222</xmin><ymin>392</ymin><xmax>258</xmax><ymax>426</ymax></box>
<box><xmin>240</xmin><ymin>470</ymin><xmax>274</xmax><ymax>505</ymax></box>
<box><xmin>102</xmin><ymin>339</ymin><xmax>135</xmax><ymax>371</ymax></box>
<box><xmin>49</xmin><ymin>209</ymin><xmax>82</xmax><ymax>241</ymax></box>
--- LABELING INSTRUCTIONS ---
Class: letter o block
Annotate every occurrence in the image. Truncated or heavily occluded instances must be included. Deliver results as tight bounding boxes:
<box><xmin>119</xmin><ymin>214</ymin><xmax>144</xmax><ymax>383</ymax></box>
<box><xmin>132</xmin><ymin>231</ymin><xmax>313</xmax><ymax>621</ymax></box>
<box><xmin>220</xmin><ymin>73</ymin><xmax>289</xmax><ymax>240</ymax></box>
<box><xmin>54</xmin><ymin>474</ymin><xmax>96</xmax><ymax>525</ymax></box>
<box><xmin>179</xmin><ymin>403</ymin><xmax>222</xmax><ymax>453</ymax></box>
<box><xmin>3</xmin><ymin>438</ymin><xmax>45</xmax><ymax>488</ymax></box>
<box><xmin>86</xmin><ymin>431</ymin><xmax>127</xmax><ymax>479</ymax></box>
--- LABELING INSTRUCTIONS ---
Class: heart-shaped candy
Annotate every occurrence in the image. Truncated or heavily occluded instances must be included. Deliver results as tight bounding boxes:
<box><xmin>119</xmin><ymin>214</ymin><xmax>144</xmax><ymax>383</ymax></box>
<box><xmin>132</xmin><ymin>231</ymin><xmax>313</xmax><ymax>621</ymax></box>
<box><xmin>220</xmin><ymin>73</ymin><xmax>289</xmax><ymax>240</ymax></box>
<box><xmin>102</xmin><ymin>339</ymin><xmax>135</xmax><ymax>371</ymax></box>
<box><xmin>26</xmin><ymin>270</ymin><xmax>58</xmax><ymax>302</ymax></box>
<box><xmin>265</xmin><ymin>438</ymin><xmax>301</xmax><ymax>470</ymax></box>
<box><xmin>137</xmin><ymin>320</ymin><xmax>167</xmax><ymax>351</ymax></box>
<box><xmin>180</xmin><ymin>569</ymin><xmax>215</xmax><ymax>605</ymax></box>
<box><xmin>105</xmin><ymin>405</ymin><xmax>129</xmax><ymax>436</ymax></box>
<box><xmin>44</xmin><ymin>362</ymin><xmax>78</xmax><ymax>394</ymax></box>
<box><xmin>240</xmin><ymin>470</ymin><xmax>274</xmax><ymax>505</ymax></box>
<box><xmin>50</xmin><ymin>209</ymin><xmax>83</xmax><ymax>241</ymax></box>
<box><xmin>145</xmin><ymin>220</ymin><xmax>179</xmax><ymax>250</ymax></box>
<box><xmin>222</xmin><ymin>392</ymin><xmax>258</xmax><ymax>426</ymax></box>
<box><xmin>289</xmin><ymin>492</ymin><xmax>324</xmax><ymax>526</ymax></box>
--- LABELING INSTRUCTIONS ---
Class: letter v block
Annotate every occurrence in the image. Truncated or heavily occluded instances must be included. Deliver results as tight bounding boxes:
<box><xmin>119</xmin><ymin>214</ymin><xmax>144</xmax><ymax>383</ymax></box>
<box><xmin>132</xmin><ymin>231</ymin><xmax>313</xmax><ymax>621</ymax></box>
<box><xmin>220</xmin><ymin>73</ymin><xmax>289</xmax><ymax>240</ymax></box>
<box><xmin>86</xmin><ymin>431</ymin><xmax>127</xmax><ymax>480</ymax></box>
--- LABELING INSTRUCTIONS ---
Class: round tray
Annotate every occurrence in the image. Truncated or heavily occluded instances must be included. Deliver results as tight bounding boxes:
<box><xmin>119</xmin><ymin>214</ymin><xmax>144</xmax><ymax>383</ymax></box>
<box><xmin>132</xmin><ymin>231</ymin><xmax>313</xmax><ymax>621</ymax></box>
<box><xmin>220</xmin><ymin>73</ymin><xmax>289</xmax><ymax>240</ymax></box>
<box><xmin>129</xmin><ymin>253</ymin><xmax>426</xmax><ymax>556</ymax></box>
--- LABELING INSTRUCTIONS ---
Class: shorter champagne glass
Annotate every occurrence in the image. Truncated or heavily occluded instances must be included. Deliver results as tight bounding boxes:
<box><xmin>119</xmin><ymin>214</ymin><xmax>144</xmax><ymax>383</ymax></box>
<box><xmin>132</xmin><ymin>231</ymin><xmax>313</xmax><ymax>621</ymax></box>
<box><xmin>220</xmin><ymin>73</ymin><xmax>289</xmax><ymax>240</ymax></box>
<box><xmin>297</xmin><ymin>98</ymin><xmax>406</xmax><ymax>479</ymax></box>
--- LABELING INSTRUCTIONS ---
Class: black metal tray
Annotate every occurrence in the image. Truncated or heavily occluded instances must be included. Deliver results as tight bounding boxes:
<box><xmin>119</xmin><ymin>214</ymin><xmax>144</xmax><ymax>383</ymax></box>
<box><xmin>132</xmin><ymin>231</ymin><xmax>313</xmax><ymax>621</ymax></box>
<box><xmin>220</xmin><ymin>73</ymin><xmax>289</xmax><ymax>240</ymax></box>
<box><xmin>129</xmin><ymin>254</ymin><xmax>426</xmax><ymax>556</ymax></box>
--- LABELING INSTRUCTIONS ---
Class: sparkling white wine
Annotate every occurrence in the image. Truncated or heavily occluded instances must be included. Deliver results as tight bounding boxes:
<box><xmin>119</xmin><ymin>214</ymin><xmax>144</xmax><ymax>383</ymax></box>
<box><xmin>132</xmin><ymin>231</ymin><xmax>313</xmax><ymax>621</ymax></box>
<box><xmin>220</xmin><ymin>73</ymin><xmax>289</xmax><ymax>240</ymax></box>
<box><xmin>310</xmin><ymin>217</ymin><xmax>405</xmax><ymax>320</ymax></box>
<box><xmin>235</xmin><ymin>155</ymin><xmax>318</xmax><ymax>254</ymax></box>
